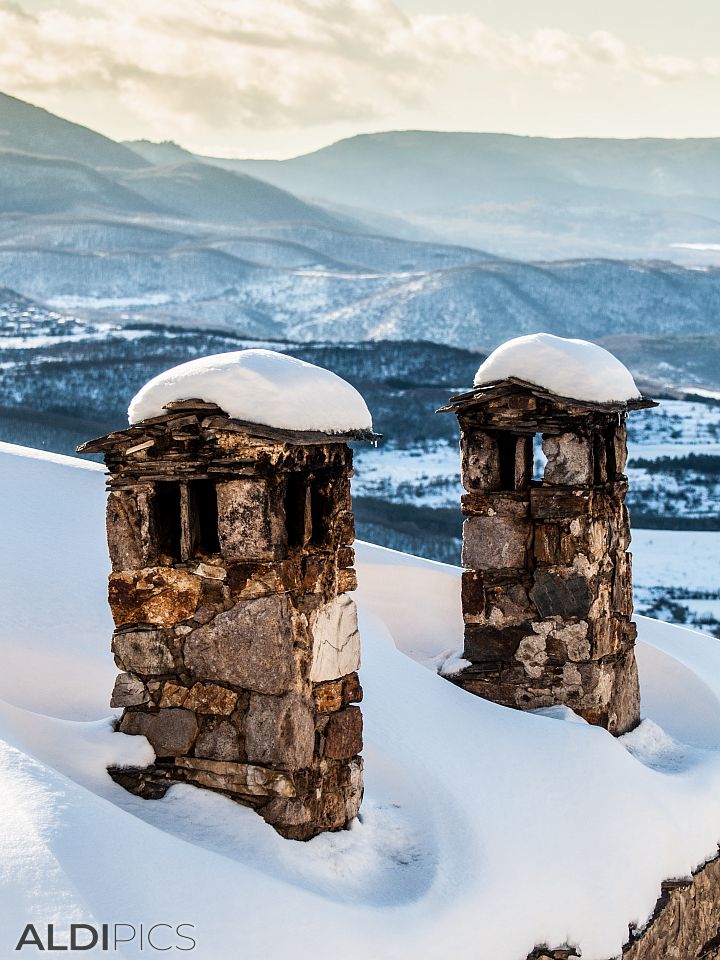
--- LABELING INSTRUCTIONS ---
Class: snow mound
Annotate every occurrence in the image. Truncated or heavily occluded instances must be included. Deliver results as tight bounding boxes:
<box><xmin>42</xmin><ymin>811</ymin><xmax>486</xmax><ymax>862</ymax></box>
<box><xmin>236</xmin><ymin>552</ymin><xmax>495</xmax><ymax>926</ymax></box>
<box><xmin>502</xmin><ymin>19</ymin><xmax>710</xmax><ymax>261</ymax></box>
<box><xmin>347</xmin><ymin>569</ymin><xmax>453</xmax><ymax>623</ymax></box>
<box><xmin>474</xmin><ymin>333</ymin><xmax>641</xmax><ymax>404</ymax></box>
<box><xmin>128</xmin><ymin>349</ymin><xmax>373</xmax><ymax>434</ymax></box>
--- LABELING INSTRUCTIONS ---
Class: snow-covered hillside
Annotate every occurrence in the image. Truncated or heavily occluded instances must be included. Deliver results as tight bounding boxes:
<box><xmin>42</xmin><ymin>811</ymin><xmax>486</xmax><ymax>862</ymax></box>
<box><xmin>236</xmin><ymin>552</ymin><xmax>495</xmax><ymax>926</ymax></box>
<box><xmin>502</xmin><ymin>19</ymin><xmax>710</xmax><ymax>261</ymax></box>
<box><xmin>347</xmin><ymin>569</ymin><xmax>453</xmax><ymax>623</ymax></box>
<box><xmin>3</xmin><ymin>441</ymin><xmax>720</xmax><ymax>960</ymax></box>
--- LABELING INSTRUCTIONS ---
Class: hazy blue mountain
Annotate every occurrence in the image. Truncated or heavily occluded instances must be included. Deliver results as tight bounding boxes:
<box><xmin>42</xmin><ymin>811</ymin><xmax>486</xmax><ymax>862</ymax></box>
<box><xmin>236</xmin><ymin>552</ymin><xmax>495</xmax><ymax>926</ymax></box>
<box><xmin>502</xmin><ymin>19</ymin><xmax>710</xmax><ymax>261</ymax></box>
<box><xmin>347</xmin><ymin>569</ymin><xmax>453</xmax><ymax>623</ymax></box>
<box><xmin>0</xmin><ymin>151</ymin><xmax>164</xmax><ymax>217</ymax></box>
<box><xmin>117</xmin><ymin>160</ymin><xmax>342</xmax><ymax>227</ymax></box>
<box><xmin>194</xmin><ymin>131</ymin><xmax>720</xmax><ymax>260</ymax></box>
<box><xmin>0</xmin><ymin>92</ymin><xmax>147</xmax><ymax>169</ymax></box>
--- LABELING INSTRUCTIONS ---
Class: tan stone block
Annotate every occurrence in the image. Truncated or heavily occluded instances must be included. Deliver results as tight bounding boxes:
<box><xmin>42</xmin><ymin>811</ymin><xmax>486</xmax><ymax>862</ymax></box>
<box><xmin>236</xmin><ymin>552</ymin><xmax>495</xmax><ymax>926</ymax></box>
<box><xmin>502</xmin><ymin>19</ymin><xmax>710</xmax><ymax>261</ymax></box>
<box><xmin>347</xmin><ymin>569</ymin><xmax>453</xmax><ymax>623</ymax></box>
<box><xmin>313</xmin><ymin>680</ymin><xmax>343</xmax><ymax>713</ymax></box>
<box><xmin>160</xmin><ymin>681</ymin><xmax>238</xmax><ymax>714</ymax></box>
<box><xmin>175</xmin><ymin>757</ymin><xmax>295</xmax><ymax>798</ymax></box>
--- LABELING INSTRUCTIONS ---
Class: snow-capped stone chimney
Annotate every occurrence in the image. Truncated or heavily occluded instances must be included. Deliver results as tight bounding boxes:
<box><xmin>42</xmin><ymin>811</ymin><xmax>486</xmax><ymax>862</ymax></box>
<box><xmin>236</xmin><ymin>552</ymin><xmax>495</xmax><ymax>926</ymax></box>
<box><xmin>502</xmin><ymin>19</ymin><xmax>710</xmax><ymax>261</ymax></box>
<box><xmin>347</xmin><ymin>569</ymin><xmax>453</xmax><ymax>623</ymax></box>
<box><xmin>439</xmin><ymin>334</ymin><xmax>657</xmax><ymax>735</ymax></box>
<box><xmin>79</xmin><ymin>350</ymin><xmax>378</xmax><ymax>839</ymax></box>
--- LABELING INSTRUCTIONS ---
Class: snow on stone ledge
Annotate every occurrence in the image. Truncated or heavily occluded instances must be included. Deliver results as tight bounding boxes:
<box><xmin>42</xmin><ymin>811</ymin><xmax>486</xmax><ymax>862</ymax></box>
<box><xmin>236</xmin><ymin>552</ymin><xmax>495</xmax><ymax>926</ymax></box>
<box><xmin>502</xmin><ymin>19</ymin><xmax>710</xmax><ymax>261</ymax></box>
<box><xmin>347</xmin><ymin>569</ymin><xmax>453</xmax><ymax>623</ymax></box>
<box><xmin>128</xmin><ymin>349</ymin><xmax>373</xmax><ymax>434</ymax></box>
<box><xmin>474</xmin><ymin>332</ymin><xmax>641</xmax><ymax>404</ymax></box>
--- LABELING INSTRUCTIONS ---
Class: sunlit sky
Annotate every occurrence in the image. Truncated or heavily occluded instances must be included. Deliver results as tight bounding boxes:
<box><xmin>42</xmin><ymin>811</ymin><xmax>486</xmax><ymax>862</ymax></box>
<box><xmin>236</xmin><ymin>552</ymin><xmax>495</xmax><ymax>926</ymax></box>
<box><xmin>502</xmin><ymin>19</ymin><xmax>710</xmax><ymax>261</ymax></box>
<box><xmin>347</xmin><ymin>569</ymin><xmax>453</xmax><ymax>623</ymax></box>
<box><xmin>2</xmin><ymin>0</ymin><xmax>720</xmax><ymax>158</ymax></box>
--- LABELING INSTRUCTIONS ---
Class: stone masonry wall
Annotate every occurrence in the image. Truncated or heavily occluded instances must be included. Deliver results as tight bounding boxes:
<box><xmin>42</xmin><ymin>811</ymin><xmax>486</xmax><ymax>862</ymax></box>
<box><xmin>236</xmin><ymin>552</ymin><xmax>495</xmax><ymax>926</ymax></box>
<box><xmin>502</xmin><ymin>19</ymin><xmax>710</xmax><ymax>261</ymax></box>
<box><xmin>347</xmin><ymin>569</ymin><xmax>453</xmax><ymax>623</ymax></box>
<box><xmin>530</xmin><ymin>848</ymin><xmax>720</xmax><ymax>960</ymax></box>
<box><xmin>95</xmin><ymin>407</ymin><xmax>363</xmax><ymax>840</ymax></box>
<box><xmin>452</xmin><ymin>389</ymin><xmax>640</xmax><ymax>735</ymax></box>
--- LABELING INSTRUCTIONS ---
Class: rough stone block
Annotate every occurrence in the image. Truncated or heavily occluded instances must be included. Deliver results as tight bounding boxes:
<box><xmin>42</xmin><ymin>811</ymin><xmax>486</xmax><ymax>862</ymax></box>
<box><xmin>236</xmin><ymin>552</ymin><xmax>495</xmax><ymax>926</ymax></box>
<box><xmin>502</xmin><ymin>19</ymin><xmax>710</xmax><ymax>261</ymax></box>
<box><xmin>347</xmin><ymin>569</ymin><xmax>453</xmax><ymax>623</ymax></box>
<box><xmin>106</xmin><ymin>490</ymin><xmax>151</xmax><ymax>571</ymax></box>
<box><xmin>184</xmin><ymin>594</ymin><xmax>295</xmax><ymax>695</ymax></box>
<box><xmin>464</xmin><ymin>623</ymin><xmax>525</xmax><ymax>664</ymax></box>
<box><xmin>461</xmin><ymin>431</ymin><xmax>500</xmax><ymax>491</ymax></box>
<box><xmin>336</xmin><ymin>510</ymin><xmax>355</xmax><ymax>545</ymax></box>
<box><xmin>245</xmin><ymin>693</ymin><xmax>315</xmax><ymax>770</ymax></box>
<box><xmin>108</xmin><ymin>568</ymin><xmax>202</xmax><ymax>628</ymax></box>
<box><xmin>530</xmin><ymin>488</ymin><xmax>592</xmax><ymax>520</ymax></box>
<box><xmin>461</xmin><ymin>491</ymin><xmax>529</xmax><ymax>518</ymax></box>
<box><xmin>337</xmin><ymin>568</ymin><xmax>358</xmax><ymax>593</ymax></box>
<box><xmin>612</xmin><ymin>421</ymin><xmax>628</xmax><ymax>475</ymax></box>
<box><xmin>462</xmin><ymin>515</ymin><xmax>529</xmax><ymax>570</ymax></box>
<box><xmin>529</xmin><ymin>569</ymin><xmax>592</xmax><ymax>619</ymax></box>
<box><xmin>194</xmin><ymin>719</ymin><xmax>242</xmax><ymax>761</ymax></box>
<box><xmin>613</xmin><ymin>551</ymin><xmax>633</xmax><ymax>617</ymax></box>
<box><xmin>342</xmin><ymin>673</ymin><xmax>363</xmax><ymax>705</ymax></box>
<box><xmin>313</xmin><ymin>680</ymin><xmax>343</xmax><ymax>713</ymax></box>
<box><xmin>310</xmin><ymin>594</ymin><xmax>361</xmax><ymax>682</ymax></box>
<box><xmin>160</xmin><ymin>681</ymin><xmax>238</xmax><ymax>714</ymax></box>
<box><xmin>324</xmin><ymin>706</ymin><xmax>363</xmax><ymax>760</ymax></box>
<box><xmin>119</xmin><ymin>708</ymin><xmax>198</xmax><ymax>757</ymax></box>
<box><xmin>112</xmin><ymin>628</ymin><xmax>175</xmax><ymax>676</ymax></box>
<box><xmin>110</xmin><ymin>672</ymin><xmax>149</xmax><ymax>707</ymax></box>
<box><xmin>216</xmin><ymin>478</ymin><xmax>286</xmax><ymax>561</ymax></box>
<box><xmin>175</xmin><ymin>757</ymin><xmax>295</xmax><ymax>798</ymax></box>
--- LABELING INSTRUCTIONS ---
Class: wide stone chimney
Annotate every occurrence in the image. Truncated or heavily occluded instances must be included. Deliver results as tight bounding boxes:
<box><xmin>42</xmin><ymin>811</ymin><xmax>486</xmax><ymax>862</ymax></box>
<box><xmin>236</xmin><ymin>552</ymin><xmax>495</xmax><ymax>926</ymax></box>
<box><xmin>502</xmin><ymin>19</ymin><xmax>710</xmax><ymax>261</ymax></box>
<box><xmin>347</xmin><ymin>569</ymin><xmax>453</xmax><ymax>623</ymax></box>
<box><xmin>80</xmin><ymin>372</ymin><xmax>377</xmax><ymax>839</ymax></box>
<box><xmin>440</xmin><ymin>339</ymin><xmax>656</xmax><ymax>735</ymax></box>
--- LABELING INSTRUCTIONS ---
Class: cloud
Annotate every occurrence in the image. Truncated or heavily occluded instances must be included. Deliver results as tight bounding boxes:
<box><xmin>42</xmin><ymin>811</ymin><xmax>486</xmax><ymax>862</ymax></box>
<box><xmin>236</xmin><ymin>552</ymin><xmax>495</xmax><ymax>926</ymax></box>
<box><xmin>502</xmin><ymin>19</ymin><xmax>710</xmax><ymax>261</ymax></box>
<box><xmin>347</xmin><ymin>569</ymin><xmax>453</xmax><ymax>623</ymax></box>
<box><xmin>0</xmin><ymin>0</ymin><xmax>718</xmax><ymax>150</ymax></box>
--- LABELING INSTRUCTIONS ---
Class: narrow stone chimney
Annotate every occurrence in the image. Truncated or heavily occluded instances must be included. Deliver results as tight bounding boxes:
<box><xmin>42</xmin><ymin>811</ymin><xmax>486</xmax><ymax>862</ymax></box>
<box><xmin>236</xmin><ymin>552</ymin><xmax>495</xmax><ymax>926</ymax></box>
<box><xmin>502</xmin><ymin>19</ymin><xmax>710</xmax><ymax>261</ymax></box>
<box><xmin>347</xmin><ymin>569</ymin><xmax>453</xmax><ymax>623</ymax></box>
<box><xmin>440</xmin><ymin>373</ymin><xmax>655</xmax><ymax>735</ymax></box>
<box><xmin>80</xmin><ymin>399</ymin><xmax>377</xmax><ymax>839</ymax></box>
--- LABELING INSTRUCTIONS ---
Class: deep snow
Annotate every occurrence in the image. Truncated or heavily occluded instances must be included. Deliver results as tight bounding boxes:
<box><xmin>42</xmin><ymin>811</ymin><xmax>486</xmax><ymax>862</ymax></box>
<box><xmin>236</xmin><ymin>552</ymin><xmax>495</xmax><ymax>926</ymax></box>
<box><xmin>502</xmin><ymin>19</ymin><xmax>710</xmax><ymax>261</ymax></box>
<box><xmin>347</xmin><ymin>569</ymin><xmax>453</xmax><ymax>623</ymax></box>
<box><xmin>128</xmin><ymin>349</ymin><xmax>373</xmax><ymax>434</ymax></box>
<box><xmin>474</xmin><ymin>333</ymin><xmax>641</xmax><ymax>404</ymax></box>
<box><xmin>2</xmin><ymin>442</ymin><xmax>720</xmax><ymax>959</ymax></box>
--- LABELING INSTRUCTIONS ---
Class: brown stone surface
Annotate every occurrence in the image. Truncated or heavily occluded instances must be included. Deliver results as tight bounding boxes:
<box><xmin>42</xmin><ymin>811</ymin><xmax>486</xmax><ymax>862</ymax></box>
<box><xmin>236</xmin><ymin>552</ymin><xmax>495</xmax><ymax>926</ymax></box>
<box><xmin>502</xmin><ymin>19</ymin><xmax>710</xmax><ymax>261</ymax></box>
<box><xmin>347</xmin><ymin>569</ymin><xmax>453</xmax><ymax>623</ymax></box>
<box><xmin>245</xmin><ymin>693</ymin><xmax>316</xmax><ymax>770</ymax></box>
<box><xmin>324</xmin><ymin>706</ymin><xmax>363</xmax><ymax>760</ymax></box>
<box><xmin>119</xmin><ymin>708</ymin><xmax>198</xmax><ymax>757</ymax></box>
<box><xmin>313</xmin><ymin>680</ymin><xmax>343</xmax><ymax>713</ymax></box>
<box><xmin>462</xmin><ymin>515</ymin><xmax>529</xmax><ymax>570</ymax></box>
<box><xmin>184</xmin><ymin>594</ymin><xmax>295</xmax><ymax>695</ymax></box>
<box><xmin>160</xmin><ymin>681</ymin><xmax>238</xmax><ymax>715</ymax></box>
<box><xmin>342</xmin><ymin>673</ymin><xmax>363</xmax><ymax>705</ymax></box>
<box><xmin>109</xmin><ymin>568</ymin><xmax>202</xmax><ymax>627</ymax></box>
<box><xmin>464</xmin><ymin>624</ymin><xmax>525</xmax><ymax>664</ymax></box>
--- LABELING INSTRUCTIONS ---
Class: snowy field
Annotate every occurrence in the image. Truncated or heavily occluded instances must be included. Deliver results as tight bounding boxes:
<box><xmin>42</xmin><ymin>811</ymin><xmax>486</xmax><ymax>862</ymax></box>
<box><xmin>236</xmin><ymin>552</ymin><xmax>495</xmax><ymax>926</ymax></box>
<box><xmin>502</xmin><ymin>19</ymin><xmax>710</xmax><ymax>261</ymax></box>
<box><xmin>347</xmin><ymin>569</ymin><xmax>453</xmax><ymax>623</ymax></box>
<box><xmin>3</xmin><ymin>441</ymin><xmax>720</xmax><ymax>959</ymax></box>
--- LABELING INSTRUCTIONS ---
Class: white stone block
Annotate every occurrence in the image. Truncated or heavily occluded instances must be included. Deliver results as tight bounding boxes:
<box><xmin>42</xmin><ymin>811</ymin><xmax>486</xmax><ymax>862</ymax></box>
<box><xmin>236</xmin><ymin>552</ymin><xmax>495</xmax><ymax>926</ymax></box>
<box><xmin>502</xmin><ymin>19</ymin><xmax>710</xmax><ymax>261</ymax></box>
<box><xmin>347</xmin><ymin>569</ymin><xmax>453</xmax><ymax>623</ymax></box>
<box><xmin>310</xmin><ymin>594</ymin><xmax>361</xmax><ymax>682</ymax></box>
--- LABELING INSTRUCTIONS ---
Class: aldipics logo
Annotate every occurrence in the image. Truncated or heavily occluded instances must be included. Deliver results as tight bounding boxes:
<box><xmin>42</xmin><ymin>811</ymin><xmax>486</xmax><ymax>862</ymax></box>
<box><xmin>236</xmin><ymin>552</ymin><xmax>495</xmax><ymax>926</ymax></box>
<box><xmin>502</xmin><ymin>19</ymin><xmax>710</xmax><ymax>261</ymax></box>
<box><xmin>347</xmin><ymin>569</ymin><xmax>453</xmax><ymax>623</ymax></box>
<box><xmin>15</xmin><ymin>924</ymin><xmax>196</xmax><ymax>952</ymax></box>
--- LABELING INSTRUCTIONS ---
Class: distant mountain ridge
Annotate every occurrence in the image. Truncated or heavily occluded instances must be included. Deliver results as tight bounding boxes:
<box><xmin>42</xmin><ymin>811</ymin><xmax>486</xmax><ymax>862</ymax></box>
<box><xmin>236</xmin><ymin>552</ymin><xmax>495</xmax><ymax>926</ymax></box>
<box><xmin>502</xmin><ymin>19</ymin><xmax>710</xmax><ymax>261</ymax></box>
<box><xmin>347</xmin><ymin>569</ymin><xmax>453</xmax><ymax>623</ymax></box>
<box><xmin>0</xmin><ymin>92</ymin><xmax>146</xmax><ymax>169</ymax></box>
<box><xmin>125</xmin><ymin>131</ymin><xmax>720</xmax><ymax>262</ymax></box>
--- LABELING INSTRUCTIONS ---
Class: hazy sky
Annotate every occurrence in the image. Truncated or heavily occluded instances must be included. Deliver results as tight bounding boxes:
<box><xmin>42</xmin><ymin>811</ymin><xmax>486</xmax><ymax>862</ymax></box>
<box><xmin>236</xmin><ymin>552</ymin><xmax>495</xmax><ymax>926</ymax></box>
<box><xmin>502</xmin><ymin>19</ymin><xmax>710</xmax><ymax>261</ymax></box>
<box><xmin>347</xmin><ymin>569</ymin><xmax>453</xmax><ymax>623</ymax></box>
<box><xmin>2</xmin><ymin>0</ymin><xmax>720</xmax><ymax>157</ymax></box>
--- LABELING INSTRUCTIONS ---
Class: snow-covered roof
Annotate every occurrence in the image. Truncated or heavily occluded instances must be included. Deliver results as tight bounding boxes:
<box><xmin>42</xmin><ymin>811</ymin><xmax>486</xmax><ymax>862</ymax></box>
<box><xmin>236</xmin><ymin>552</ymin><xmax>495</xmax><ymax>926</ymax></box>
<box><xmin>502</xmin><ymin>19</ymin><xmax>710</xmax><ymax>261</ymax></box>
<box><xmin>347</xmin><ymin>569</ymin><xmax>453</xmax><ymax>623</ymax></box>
<box><xmin>128</xmin><ymin>349</ymin><xmax>373</xmax><ymax>435</ymax></box>
<box><xmin>3</xmin><ymin>442</ymin><xmax>720</xmax><ymax>958</ymax></box>
<box><xmin>474</xmin><ymin>333</ymin><xmax>641</xmax><ymax>404</ymax></box>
